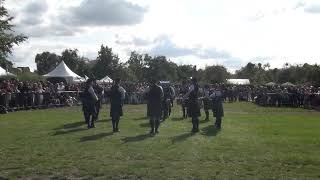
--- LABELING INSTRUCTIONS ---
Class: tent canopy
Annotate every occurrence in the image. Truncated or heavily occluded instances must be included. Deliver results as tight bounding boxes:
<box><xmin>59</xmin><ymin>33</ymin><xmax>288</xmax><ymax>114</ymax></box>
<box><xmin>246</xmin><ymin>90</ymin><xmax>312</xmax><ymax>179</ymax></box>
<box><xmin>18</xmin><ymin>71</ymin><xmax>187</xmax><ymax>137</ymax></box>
<box><xmin>98</xmin><ymin>75</ymin><xmax>113</xmax><ymax>83</ymax></box>
<box><xmin>282</xmin><ymin>82</ymin><xmax>295</xmax><ymax>87</ymax></box>
<box><xmin>0</xmin><ymin>66</ymin><xmax>15</xmax><ymax>77</ymax></box>
<box><xmin>43</xmin><ymin>61</ymin><xmax>82</xmax><ymax>83</ymax></box>
<box><xmin>226</xmin><ymin>79</ymin><xmax>250</xmax><ymax>85</ymax></box>
<box><xmin>265</xmin><ymin>82</ymin><xmax>276</xmax><ymax>86</ymax></box>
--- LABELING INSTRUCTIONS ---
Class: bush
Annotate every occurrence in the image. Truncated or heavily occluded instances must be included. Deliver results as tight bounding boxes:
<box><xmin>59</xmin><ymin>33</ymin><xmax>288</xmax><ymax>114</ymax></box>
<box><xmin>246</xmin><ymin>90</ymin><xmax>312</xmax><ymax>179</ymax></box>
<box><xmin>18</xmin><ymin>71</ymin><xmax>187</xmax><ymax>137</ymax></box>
<box><xmin>16</xmin><ymin>71</ymin><xmax>43</xmax><ymax>81</ymax></box>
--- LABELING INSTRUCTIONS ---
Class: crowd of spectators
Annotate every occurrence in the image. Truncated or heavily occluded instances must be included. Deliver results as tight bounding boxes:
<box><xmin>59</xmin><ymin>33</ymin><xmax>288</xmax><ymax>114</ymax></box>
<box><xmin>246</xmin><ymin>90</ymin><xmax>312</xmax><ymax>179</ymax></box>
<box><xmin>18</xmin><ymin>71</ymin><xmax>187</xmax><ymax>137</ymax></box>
<box><xmin>0</xmin><ymin>79</ymin><xmax>82</xmax><ymax>113</ymax></box>
<box><xmin>212</xmin><ymin>84</ymin><xmax>320</xmax><ymax>109</ymax></box>
<box><xmin>0</xmin><ymin>79</ymin><xmax>150</xmax><ymax>113</ymax></box>
<box><xmin>1</xmin><ymin>79</ymin><xmax>320</xmax><ymax>114</ymax></box>
<box><xmin>175</xmin><ymin>83</ymin><xmax>320</xmax><ymax>109</ymax></box>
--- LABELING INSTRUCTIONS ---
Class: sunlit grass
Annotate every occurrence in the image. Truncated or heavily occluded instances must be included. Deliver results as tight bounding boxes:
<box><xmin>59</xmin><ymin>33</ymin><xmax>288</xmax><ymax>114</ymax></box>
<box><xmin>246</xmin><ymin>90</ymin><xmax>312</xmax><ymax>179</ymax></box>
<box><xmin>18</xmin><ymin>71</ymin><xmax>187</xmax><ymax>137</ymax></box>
<box><xmin>0</xmin><ymin>102</ymin><xmax>319</xmax><ymax>179</ymax></box>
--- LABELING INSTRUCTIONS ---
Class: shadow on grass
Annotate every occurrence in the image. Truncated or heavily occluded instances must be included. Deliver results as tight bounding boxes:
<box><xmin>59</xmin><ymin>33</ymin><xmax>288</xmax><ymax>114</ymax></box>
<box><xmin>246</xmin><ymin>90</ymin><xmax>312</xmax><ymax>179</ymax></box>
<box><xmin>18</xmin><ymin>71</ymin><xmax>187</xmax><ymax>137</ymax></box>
<box><xmin>53</xmin><ymin>121</ymin><xmax>85</xmax><ymax>130</ymax></box>
<box><xmin>171</xmin><ymin>117</ymin><xmax>185</xmax><ymax>121</ymax></box>
<box><xmin>201</xmin><ymin>125</ymin><xmax>221</xmax><ymax>136</ymax></box>
<box><xmin>170</xmin><ymin>133</ymin><xmax>194</xmax><ymax>144</ymax></box>
<box><xmin>53</xmin><ymin>128</ymin><xmax>88</xmax><ymax>136</ymax></box>
<box><xmin>122</xmin><ymin>134</ymin><xmax>152</xmax><ymax>143</ymax></box>
<box><xmin>80</xmin><ymin>132</ymin><xmax>114</xmax><ymax>142</ymax></box>
<box><xmin>54</xmin><ymin>119</ymin><xmax>111</xmax><ymax>131</ymax></box>
<box><xmin>139</xmin><ymin>122</ymin><xmax>150</xmax><ymax>127</ymax></box>
<box><xmin>133</xmin><ymin>117</ymin><xmax>148</xmax><ymax>121</ymax></box>
<box><xmin>200</xmin><ymin>119</ymin><xmax>210</xmax><ymax>124</ymax></box>
<box><xmin>96</xmin><ymin>118</ymin><xmax>111</xmax><ymax>123</ymax></box>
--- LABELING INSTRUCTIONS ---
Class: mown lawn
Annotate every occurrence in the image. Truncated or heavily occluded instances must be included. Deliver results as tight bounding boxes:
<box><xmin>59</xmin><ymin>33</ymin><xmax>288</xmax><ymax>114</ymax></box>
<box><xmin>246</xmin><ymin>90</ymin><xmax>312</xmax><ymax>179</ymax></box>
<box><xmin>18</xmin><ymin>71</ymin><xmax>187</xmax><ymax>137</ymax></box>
<box><xmin>0</xmin><ymin>102</ymin><xmax>320</xmax><ymax>179</ymax></box>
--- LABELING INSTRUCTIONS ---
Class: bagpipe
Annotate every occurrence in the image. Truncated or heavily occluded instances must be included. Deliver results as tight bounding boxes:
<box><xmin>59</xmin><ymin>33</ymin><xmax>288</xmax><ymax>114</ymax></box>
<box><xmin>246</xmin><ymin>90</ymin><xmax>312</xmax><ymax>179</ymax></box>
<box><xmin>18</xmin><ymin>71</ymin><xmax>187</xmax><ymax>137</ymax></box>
<box><xmin>176</xmin><ymin>96</ymin><xmax>205</xmax><ymax>109</ymax></box>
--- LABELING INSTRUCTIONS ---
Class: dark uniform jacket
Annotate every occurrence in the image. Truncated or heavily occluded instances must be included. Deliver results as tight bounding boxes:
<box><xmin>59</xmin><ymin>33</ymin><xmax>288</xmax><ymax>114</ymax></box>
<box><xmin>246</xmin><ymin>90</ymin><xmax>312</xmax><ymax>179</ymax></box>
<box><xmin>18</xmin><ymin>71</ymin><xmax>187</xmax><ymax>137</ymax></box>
<box><xmin>147</xmin><ymin>85</ymin><xmax>163</xmax><ymax>117</ymax></box>
<box><xmin>108</xmin><ymin>85</ymin><xmax>124</xmax><ymax>117</ymax></box>
<box><xmin>82</xmin><ymin>86</ymin><xmax>98</xmax><ymax>114</ymax></box>
<box><xmin>187</xmin><ymin>83</ymin><xmax>201</xmax><ymax>117</ymax></box>
<box><xmin>212</xmin><ymin>91</ymin><xmax>224</xmax><ymax>118</ymax></box>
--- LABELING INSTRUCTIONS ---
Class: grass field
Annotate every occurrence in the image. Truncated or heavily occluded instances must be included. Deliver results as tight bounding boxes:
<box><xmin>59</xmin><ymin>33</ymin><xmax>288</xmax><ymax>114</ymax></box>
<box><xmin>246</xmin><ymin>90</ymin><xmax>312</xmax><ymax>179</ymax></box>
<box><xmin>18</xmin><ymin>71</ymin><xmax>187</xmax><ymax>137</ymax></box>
<box><xmin>0</xmin><ymin>102</ymin><xmax>320</xmax><ymax>179</ymax></box>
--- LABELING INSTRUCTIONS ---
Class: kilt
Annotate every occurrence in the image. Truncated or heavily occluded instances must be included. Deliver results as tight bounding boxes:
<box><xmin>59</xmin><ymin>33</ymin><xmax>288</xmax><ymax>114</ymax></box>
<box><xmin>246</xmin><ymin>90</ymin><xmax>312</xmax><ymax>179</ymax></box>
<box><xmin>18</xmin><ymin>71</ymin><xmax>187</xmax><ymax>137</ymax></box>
<box><xmin>187</xmin><ymin>100</ymin><xmax>201</xmax><ymax>117</ymax></box>
<box><xmin>110</xmin><ymin>104</ymin><xmax>123</xmax><ymax>117</ymax></box>
<box><xmin>202</xmin><ymin>97</ymin><xmax>212</xmax><ymax>110</ymax></box>
<box><xmin>176</xmin><ymin>98</ymin><xmax>182</xmax><ymax>105</ymax></box>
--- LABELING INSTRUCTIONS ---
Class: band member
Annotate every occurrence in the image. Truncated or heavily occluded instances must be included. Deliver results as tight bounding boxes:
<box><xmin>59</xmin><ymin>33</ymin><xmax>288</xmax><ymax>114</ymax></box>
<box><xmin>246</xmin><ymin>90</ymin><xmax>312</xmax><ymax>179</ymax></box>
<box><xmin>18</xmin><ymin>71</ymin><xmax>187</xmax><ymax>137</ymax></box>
<box><xmin>162</xmin><ymin>82</ymin><xmax>174</xmax><ymax>121</ymax></box>
<box><xmin>82</xmin><ymin>78</ymin><xmax>98</xmax><ymax>129</ymax></box>
<box><xmin>211</xmin><ymin>86</ymin><xmax>224</xmax><ymax>129</ymax></box>
<box><xmin>169</xmin><ymin>84</ymin><xmax>176</xmax><ymax>108</ymax></box>
<box><xmin>184</xmin><ymin>77</ymin><xmax>201</xmax><ymax>133</ymax></box>
<box><xmin>106</xmin><ymin>78</ymin><xmax>126</xmax><ymax>133</ymax></box>
<box><xmin>146</xmin><ymin>79</ymin><xmax>163</xmax><ymax>135</ymax></box>
<box><xmin>180</xmin><ymin>80</ymin><xmax>189</xmax><ymax>119</ymax></box>
<box><xmin>203</xmin><ymin>84</ymin><xmax>211</xmax><ymax>121</ymax></box>
<box><xmin>93</xmin><ymin>82</ymin><xmax>104</xmax><ymax>121</ymax></box>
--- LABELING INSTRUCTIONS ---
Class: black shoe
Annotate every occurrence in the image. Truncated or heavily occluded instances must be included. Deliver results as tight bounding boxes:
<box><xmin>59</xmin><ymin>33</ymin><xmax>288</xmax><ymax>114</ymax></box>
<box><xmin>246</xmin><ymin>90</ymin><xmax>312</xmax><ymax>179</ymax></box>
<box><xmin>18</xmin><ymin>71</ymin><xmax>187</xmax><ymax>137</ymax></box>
<box><xmin>155</xmin><ymin>130</ymin><xmax>159</xmax><ymax>134</ymax></box>
<box><xmin>115</xmin><ymin>128</ymin><xmax>120</xmax><ymax>132</ymax></box>
<box><xmin>150</xmin><ymin>130</ymin><xmax>155</xmax><ymax>135</ymax></box>
<box><xmin>113</xmin><ymin>129</ymin><xmax>117</xmax><ymax>133</ymax></box>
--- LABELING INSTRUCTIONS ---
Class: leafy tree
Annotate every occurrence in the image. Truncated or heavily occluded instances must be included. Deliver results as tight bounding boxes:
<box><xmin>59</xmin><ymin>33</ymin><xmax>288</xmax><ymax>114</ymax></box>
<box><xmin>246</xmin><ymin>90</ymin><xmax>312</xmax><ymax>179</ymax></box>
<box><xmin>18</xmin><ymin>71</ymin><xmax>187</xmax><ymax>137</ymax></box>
<box><xmin>61</xmin><ymin>49</ymin><xmax>80</xmax><ymax>72</ymax></box>
<box><xmin>144</xmin><ymin>56</ymin><xmax>177</xmax><ymax>82</ymax></box>
<box><xmin>126</xmin><ymin>51</ymin><xmax>144</xmax><ymax>81</ymax></box>
<box><xmin>0</xmin><ymin>54</ymin><xmax>12</xmax><ymax>70</ymax></box>
<box><xmin>176</xmin><ymin>65</ymin><xmax>195</xmax><ymax>82</ymax></box>
<box><xmin>92</xmin><ymin>45</ymin><xmax>119</xmax><ymax>79</ymax></box>
<box><xmin>35</xmin><ymin>52</ymin><xmax>60</xmax><ymax>75</ymax></box>
<box><xmin>77</xmin><ymin>57</ymin><xmax>92</xmax><ymax>77</ymax></box>
<box><xmin>203</xmin><ymin>65</ymin><xmax>230</xmax><ymax>84</ymax></box>
<box><xmin>0</xmin><ymin>0</ymin><xmax>27</xmax><ymax>70</ymax></box>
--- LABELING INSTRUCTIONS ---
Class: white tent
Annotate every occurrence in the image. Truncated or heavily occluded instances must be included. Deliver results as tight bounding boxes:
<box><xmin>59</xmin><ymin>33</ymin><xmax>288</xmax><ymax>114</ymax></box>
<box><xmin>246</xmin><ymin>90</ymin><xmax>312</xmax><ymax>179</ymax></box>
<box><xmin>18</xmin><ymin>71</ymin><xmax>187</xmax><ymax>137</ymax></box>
<box><xmin>98</xmin><ymin>75</ymin><xmax>113</xmax><ymax>83</ymax></box>
<box><xmin>0</xmin><ymin>66</ymin><xmax>15</xmax><ymax>76</ymax></box>
<box><xmin>43</xmin><ymin>61</ymin><xmax>83</xmax><ymax>84</ymax></box>
<box><xmin>226</xmin><ymin>79</ymin><xmax>250</xmax><ymax>85</ymax></box>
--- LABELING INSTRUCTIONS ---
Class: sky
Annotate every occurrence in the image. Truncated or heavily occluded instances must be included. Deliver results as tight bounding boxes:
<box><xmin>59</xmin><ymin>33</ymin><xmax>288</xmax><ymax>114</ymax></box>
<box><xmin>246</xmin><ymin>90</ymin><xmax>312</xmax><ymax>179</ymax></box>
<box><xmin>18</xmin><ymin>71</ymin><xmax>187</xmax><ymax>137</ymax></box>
<box><xmin>5</xmin><ymin>0</ymin><xmax>320</xmax><ymax>72</ymax></box>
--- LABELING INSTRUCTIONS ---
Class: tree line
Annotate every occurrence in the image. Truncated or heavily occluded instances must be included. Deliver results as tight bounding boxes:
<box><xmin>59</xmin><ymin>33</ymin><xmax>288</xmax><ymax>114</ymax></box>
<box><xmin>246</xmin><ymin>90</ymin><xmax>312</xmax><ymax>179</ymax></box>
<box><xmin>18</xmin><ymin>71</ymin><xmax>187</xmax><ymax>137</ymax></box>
<box><xmin>32</xmin><ymin>47</ymin><xmax>320</xmax><ymax>86</ymax></box>
<box><xmin>33</xmin><ymin>48</ymin><xmax>231</xmax><ymax>84</ymax></box>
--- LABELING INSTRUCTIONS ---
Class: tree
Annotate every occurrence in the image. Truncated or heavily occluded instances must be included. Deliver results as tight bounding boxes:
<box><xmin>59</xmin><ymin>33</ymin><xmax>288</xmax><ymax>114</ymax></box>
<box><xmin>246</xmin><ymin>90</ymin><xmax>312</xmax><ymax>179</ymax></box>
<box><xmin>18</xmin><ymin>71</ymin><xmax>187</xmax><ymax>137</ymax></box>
<box><xmin>92</xmin><ymin>45</ymin><xmax>119</xmax><ymax>79</ymax></box>
<box><xmin>77</xmin><ymin>57</ymin><xmax>92</xmax><ymax>77</ymax></box>
<box><xmin>176</xmin><ymin>65</ymin><xmax>194</xmax><ymax>82</ymax></box>
<box><xmin>203</xmin><ymin>65</ymin><xmax>230</xmax><ymax>84</ymax></box>
<box><xmin>126</xmin><ymin>51</ymin><xmax>144</xmax><ymax>81</ymax></box>
<box><xmin>0</xmin><ymin>53</ymin><xmax>12</xmax><ymax>70</ymax></box>
<box><xmin>144</xmin><ymin>56</ymin><xmax>177</xmax><ymax>82</ymax></box>
<box><xmin>61</xmin><ymin>49</ymin><xmax>82</xmax><ymax>74</ymax></box>
<box><xmin>0</xmin><ymin>0</ymin><xmax>27</xmax><ymax>68</ymax></box>
<box><xmin>35</xmin><ymin>52</ymin><xmax>60</xmax><ymax>75</ymax></box>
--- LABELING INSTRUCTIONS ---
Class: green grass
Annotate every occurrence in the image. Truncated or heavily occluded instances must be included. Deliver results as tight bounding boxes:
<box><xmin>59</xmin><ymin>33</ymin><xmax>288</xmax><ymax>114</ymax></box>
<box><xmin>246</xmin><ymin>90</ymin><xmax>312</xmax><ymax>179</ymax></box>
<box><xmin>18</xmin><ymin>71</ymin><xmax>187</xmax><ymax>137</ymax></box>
<box><xmin>0</xmin><ymin>102</ymin><xmax>320</xmax><ymax>179</ymax></box>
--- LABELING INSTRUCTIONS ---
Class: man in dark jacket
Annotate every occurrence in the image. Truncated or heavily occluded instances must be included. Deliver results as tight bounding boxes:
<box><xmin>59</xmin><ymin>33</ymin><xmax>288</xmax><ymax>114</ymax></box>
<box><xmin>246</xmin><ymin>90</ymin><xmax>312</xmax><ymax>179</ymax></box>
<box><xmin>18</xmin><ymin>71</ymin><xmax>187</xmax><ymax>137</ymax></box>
<box><xmin>106</xmin><ymin>78</ymin><xmax>126</xmax><ymax>133</ymax></box>
<box><xmin>211</xmin><ymin>86</ymin><xmax>224</xmax><ymax>129</ymax></box>
<box><xmin>93</xmin><ymin>82</ymin><xmax>104</xmax><ymax>121</ymax></box>
<box><xmin>180</xmin><ymin>80</ymin><xmax>189</xmax><ymax>119</ymax></box>
<box><xmin>184</xmin><ymin>77</ymin><xmax>201</xmax><ymax>133</ymax></box>
<box><xmin>146</xmin><ymin>79</ymin><xmax>164</xmax><ymax>135</ymax></box>
<box><xmin>82</xmin><ymin>78</ymin><xmax>99</xmax><ymax>129</ymax></box>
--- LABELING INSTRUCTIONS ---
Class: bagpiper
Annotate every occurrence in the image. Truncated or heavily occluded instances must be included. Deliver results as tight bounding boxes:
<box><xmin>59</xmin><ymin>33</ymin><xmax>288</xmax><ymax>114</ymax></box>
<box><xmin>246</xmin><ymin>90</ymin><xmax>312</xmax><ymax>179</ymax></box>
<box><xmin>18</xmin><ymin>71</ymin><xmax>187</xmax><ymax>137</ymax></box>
<box><xmin>81</xmin><ymin>78</ymin><xmax>98</xmax><ymax>129</ymax></box>
<box><xmin>105</xmin><ymin>78</ymin><xmax>126</xmax><ymax>133</ymax></box>
<box><xmin>184</xmin><ymin>77</ymin><xmax>201</xmax><ymax>133</ymax></box>
<box><xmin>146</xmin><ymin>79</ymin><xmax>164</xmax><ymax>135</ymax></box>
